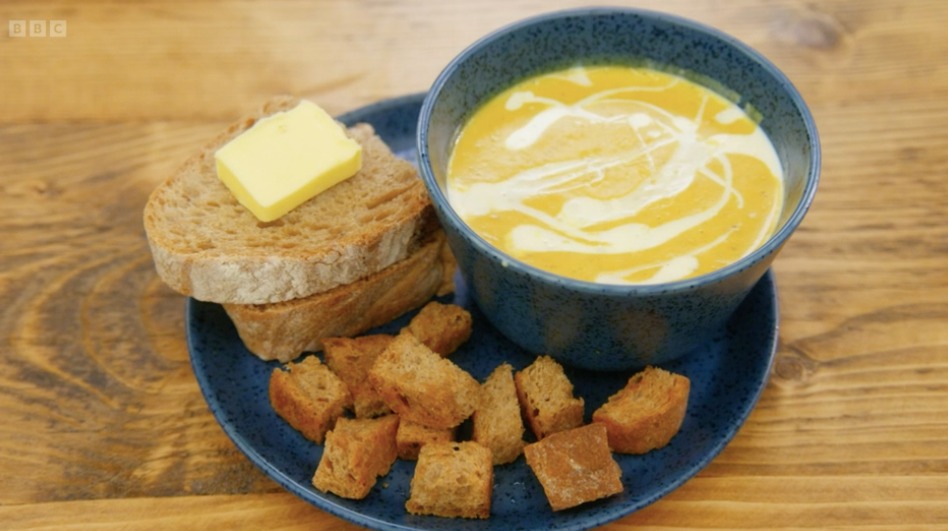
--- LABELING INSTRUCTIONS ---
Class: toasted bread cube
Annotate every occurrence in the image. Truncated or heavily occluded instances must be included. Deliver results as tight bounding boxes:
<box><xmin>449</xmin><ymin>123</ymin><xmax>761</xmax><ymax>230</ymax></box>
<box><xmin>312</xmin><ymin>415</ymin><xmax>400</xmax><ymax>499</ymax></box>
<box><xmin>472</xmin><ymin>363</ymin><xmax>525</xmax><ymax>465</ymax></box>
<box><xmin>368</xmin><ymin>331</ymin><xmax>480</xmax><ymax>430</ymax></box>
<box><xmin>268</xmin><ymin>356</ymin><xmax>352</xmax><ymax>444</ymax></box>
<box><xmin>396</xmin><ymin>418</ymin><xmax>455</xmax><ymax>460</ymax></box>
<box><xmin>523</xmin><ymin>423</ymin><xmax>623</xmax><ymax>511</ymax></box>
<box><xmin>323</xmin><ymin>334</ymin><xmax>394</xmax><ymax>418</ymax></box>
<box><xmin>404</xmin><ymin>301</ymin><xmax>472</xmax><ymax>356</ymax></box>
<box><xmin>515</xmin><ymin>355</ymin><xmax>585</xmax><ymax>440</ymax></box>
<box><xmin>405</xmin><ymin>441</ymin><xmax>493</xmax><ymax>519</ymax></box>
<box><xmin>592</xmin><ymin>366</ymin><xmax>690</xmax><ymax>454</ymax></box>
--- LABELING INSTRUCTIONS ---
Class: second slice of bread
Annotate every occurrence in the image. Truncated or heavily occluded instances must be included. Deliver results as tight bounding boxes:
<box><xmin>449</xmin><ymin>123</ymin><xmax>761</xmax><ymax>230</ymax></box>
<box><xmin>223</xmin><ymin>232</ymin><xmax>452</xmax><ymax>362</ymax></box>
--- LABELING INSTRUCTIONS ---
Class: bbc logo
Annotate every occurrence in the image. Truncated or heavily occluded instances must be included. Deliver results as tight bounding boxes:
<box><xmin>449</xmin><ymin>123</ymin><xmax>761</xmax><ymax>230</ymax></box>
<box><xmin>9</xmin><ymin>20</ymin><xmax>67</xmax><ymax>38</ymax></box>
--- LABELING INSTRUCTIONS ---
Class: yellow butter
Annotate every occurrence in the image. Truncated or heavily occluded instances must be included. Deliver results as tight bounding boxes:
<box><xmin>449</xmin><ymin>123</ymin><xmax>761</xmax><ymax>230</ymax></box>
<box><xmin>214</xmin><ymin>100</ymin><xmax>362</xmax><ymax>222</ymax></box>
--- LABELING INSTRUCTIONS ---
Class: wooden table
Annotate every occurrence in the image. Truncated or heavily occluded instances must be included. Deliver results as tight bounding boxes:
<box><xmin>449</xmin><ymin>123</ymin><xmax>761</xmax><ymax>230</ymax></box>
<box><xmin>2</xmin><ymin>1</ymin><xmax>946</xmax><ymax>528</ymax></box>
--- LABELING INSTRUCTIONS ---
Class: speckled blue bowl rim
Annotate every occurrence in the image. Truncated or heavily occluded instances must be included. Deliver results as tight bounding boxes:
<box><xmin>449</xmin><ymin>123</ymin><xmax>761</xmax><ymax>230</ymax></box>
<box><xmin>417</xmin><ymin>6</ymin><xmax>821</xmax><ymax>297</ymax></box>
<box><xmin>185</xmin><ymin>93</ymin><xmax>782</xmax><ymax>531</ymax></box>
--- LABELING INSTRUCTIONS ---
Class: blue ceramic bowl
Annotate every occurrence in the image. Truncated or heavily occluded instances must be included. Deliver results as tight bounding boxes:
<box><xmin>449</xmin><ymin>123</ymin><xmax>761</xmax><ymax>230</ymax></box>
<box><xmin>417</xmin><ymin>7</ymin><xmax>820</xmax><ymax>371</ymax></box>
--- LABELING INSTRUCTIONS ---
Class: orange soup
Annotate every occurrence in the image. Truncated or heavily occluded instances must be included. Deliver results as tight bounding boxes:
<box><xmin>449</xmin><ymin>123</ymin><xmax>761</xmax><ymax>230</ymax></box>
<box><xmin>446</xmin><ymin>65</ymin><xmax>784</xmax><ymax>284</ymax></box>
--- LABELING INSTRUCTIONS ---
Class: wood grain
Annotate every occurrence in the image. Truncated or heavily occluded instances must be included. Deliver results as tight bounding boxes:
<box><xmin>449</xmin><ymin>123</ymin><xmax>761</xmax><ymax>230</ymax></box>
<box><xmin>1</xmin><ymin>0</ymin><xmax>946</xmax><ymax>529</ymax></box>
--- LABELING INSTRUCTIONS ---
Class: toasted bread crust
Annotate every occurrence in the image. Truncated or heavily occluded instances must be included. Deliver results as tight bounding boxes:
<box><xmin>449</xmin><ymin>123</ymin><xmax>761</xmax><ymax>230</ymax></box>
<box><xmin>143</xmin><ymin>96</ymin><xmax>437</xmax><ymax>304</ymax></box>
<box><xmin>223</xmin><ymin>232</ymin><xmax>452</xmax><ymax>362</ymax></box>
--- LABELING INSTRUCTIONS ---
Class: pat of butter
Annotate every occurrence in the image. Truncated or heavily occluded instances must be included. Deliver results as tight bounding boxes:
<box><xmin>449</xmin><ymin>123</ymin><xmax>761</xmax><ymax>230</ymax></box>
<box><xmin>214</xmin><ymin>100</ymin><xmax>362</xmax><ymax>222</ymax></box>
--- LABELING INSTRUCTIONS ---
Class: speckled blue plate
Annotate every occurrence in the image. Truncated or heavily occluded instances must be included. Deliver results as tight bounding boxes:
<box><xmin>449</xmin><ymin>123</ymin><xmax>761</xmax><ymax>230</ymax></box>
<box><xmin>186</xmin><ymin>93</ymin><xmax>780</xmax><ymax>531</ymax></box>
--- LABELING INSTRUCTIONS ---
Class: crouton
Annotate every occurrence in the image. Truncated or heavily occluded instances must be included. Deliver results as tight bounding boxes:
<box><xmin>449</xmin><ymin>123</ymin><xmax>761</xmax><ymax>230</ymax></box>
<box><xmin>404</xmin><ymin>301</ymin><xmax>472</xmax><ymax>356</ymax></box>
<box><xmin>405</xmin><ymin>441</ymin><xmax>493</xmax><ymax>519</ymax></box>
<box><xmin>367</xmin><ymin>331</ymin><xmax>480</xmax><ymax>430</ymax></box>
<box><xmin>323</xmin><ymin>334</ymin><xmax>394</xmax><ymax>418</ymax></box>
<box><xmin>523</xmin><ymin>423</ymin><xmax>623</xmax><ymax>511</ymax></box>
<box><xmin>514</xmin><ymin>355</ymin><xmax>585</xmax><ymax>440</ymax></box>
<box><xmin>268</xmin><ymin>356</ymin><xmax>352</xmax><ymax>444</ymax></box>
<box><xmin>396</xmin><ymin>418</ymin><xmax>455</xmax><ymax>460</ymax></box>
<box><xmin>312</xmin><ymin>415</ymin><xmax>400</xmax><ymax>499</ymax></box>
<box><xmin>592</xmin><ymin>366</ymin><xmax>690</xmax><ymax>454</ymax></box>
<box><xmin>472</xmin><ymin>363</ymin><xmax>525</xmax><ymax>465</ymax></box>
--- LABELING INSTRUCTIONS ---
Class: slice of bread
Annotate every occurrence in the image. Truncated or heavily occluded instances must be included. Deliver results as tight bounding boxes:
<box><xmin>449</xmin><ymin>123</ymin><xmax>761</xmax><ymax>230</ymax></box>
<box><xmin>592</xmin><ymin>366</ymin><xmax>690</xmax><ymax>454</ymax></box>
<box><xmin>404</xmin><ymin>301</ymin><xmax>472</xmax><ymax>356</ymax></box>
<box><xmin>515</xmin><ymin>355</ymin><xmax>585</xmax><ymax>440</ymax></box>
<box><xmin>323</xmin><ymin>334</ymin><xmax>394</xmax><ymax>418</ymax></box>
<box><xmin>268</xmin><ymin>356</ymin><xmax>353</xmax><ymax>444</ymax></box>
<box><xmin>472</xmin><ymin>363</ymin><xmax>526</xmax><ymax>465</ymax></box>
<box><xmin>312</xmin><ymin>415</ymin><xmax>400</xmax><ymax>500</ymax></box>
<box><xmin>367</xmin><ymin>331</ymin><xmax>480</xmax><ymax>430</ymax></box>
<box><xmin>222</xmin><ymin>231</ymin><xmax>452</xmax><ymax>362</ymax></box>
<box><xmin>405</xmin><ymin>441</ymin><xmax>493</xmax><ymax>519</ymax></box>
<box><xmin>144</xmin><ymin>95</ymin><xmax>437</xmax><ymax>305</ymax></box>
<box><xmin>523</xmin><ymin>423</ymin><xmax>623</xmax><ymax>511</ymax></box>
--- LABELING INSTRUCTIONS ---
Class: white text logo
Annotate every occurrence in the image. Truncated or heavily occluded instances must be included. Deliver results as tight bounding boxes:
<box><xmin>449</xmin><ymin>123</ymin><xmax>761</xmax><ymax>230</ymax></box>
<box><xmin>9</xmin><ymin>20</ymin><xmax>67</xmax><ymax>38</ymax></box>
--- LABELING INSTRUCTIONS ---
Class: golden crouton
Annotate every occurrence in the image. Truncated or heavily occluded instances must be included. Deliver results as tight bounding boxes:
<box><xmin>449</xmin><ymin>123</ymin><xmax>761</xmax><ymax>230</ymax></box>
<box><xmin>312</xmin><ymin>415</ymin><xmax>400</xmax><ymax>499</ymax></box>
<box><xmin>592</xmin><ymin>366</ymin><xmax>690</xmax><ymax>454</ymax></box>
<box><xmin>404</xmin><ymin>301</ymin><xmax>472</xmax><ymax>356</ymax></box>
<box><xmin>405</xmin><ymin>441</ymin><xmax>493</xmax><ymax>519</ymax></box>
<box><xmin>523</xmin><ymin>423</ymin><xmax>623</xmax><ymax>511</ymax></box>
<box><xmin>515</xmin><ymin>355</ymin><xmax>585</xmax><ymax>440</ymax></box>
<box><xmin>323</xmin><ymin>334</ymin><xmax>394</xmax><ymax>418</ymax></box>
<box><xmin>396</xmin><ymin>418</ymin><xmax>455</xmax><ymax>460</ymax></box>
<box><xmin>268</xmin><ymin>356</ymin><xmax>352</xmax><ymax>444</ymax></box>
<box><xmin>367</xmin><ymin>331</ymin><xmax>480</xmax><ymax>430</ymax></box>
<box><xmin>472</xmin><ymin>363</ymin><xmax>526</xmax><ymax>465</ymax></box>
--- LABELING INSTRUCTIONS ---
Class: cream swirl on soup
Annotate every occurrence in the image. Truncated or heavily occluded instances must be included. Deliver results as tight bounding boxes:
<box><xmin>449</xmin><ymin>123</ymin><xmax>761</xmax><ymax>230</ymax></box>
<box><xmin>446</xmin><ymin>66</ymin><xmax>784</xmax><ymax>284</ymax></box>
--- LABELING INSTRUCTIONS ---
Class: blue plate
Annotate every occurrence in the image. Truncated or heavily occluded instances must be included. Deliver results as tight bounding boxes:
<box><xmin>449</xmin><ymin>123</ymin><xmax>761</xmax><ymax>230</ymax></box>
<box><xmin>186</xmin><ymin>94</ymin><xmax>779</xmax><ymax>531</ymax></box>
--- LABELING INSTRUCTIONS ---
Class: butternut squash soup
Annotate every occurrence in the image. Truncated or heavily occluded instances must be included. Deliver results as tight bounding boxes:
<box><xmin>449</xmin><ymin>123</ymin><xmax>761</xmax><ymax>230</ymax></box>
<box><xmin>445</xmin><ymin>65</ymin><xmax>785</xmax><ymax>284</ymax></box>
